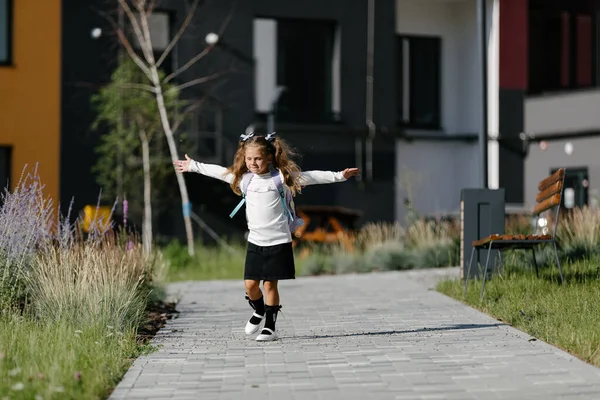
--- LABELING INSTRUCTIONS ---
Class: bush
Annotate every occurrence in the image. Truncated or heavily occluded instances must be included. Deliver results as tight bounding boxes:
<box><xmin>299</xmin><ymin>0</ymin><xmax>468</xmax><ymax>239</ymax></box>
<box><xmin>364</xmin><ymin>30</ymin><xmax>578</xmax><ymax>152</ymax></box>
<box><xmin>0</xmin><ymin>167</ymin><xmax>53</xmax><ymax>309</ymax></box>
<box><xmin>558</xmin><ymin>206</ymin><xmax>600</xmax><ymax>262</ymax></box>
<box><xmin>300</xmin><ymin>252</ymin><xmax>335</xmax><ymax>276</ymax></box>
<box><xmin>363</xmin><ymin>241</ymin><xmax>416</xmax><ymax>271</ymax></box>
<box><xmin>0</xmin><ymin>165</ymin><xmax>166</xmax><ymax>398</ymax></box>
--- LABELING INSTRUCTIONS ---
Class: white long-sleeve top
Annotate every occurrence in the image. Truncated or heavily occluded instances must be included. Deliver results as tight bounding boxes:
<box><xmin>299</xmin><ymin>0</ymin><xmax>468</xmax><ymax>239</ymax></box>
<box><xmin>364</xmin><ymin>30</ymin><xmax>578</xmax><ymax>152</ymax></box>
<box><xmin>190</xmin><ymin>161</ymin><xmax>347</xmax><ymax>246</ymax></box>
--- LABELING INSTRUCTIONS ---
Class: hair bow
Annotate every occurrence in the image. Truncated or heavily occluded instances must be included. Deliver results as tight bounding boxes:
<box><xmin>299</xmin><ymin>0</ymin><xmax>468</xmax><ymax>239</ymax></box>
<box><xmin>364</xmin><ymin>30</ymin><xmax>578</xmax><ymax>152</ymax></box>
<box><xmin>239</xmin><ymin>131</ymin><xmax>255</xmax><ymax>142</ymax></box>
<box><xmin>265</xmin><ymin>132</ymin><xmax>277</xmax><ymax>142</ymax></box>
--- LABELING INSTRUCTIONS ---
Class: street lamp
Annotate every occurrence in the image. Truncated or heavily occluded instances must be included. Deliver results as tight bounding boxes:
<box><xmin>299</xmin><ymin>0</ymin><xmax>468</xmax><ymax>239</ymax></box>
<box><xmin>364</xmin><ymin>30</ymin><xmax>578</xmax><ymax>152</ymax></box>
<box><xmin>205</xmin><ymin>32</ymin><xmax>219</xmax><ymax>46</ymax></box>
<box><xmin>91</xmin><ymin>27</ymin><xmax>102</xmax><ymax>39</ymax></box>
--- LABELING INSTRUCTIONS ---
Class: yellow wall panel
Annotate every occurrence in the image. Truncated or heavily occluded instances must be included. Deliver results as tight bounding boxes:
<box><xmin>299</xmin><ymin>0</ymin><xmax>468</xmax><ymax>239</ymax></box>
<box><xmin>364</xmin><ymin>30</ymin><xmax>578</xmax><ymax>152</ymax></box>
<box><xmin>0</xmin><ymin>0</ymin><xmax>61</xmax><ymax>203</ymax></box>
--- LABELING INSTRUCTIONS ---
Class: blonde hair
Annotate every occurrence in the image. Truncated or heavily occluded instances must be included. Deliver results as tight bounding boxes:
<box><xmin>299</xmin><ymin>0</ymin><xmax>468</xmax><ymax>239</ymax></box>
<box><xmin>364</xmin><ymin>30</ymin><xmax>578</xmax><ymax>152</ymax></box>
<box><xmin>226</xmin><ymin>135</ymin><xmax>302</xmax><ymax>196</ymax></box>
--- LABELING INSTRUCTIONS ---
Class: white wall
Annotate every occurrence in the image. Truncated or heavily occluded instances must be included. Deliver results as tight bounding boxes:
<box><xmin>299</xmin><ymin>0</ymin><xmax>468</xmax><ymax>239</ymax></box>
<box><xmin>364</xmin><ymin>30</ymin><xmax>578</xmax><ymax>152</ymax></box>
<box><xmin>525</xmin><ymin>89</ymin><xmax>600</xmax><ymax>135</ymax></box>
<box><xmin>395</xmin><ymin>0</ymin><xmax>484</xmax><ymax>222</ymax></box>
<box><xmin>395</xmin><ymin>140</ymin><xmax>481</xmax><ymax>222</ymax></box>
<box><xmin>525</xmin><ymin>137</ymin><xmax>600</xmax><ymax>208</ymax></box>
<box><xmin>396</xmin><ymin>0</ymin><xmax>480</xmax><ymax>135</ymax></box>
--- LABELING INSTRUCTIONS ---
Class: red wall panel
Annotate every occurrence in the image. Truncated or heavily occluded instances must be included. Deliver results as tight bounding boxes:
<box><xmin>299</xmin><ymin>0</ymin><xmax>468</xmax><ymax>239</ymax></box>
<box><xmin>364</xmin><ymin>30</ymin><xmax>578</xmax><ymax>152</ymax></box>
<box><xmin>499</xmin><ymin>0</ymin><xmax>528</xmax><ymax>89</ymax></box>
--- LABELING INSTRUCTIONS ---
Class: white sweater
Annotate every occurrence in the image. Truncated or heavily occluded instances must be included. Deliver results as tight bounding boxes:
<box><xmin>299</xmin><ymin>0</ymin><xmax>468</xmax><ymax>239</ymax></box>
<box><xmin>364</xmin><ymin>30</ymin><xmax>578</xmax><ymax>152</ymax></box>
<box><xmin>190</xmin><ymin>161</ymin><xmax>347</xmax><ymax>246</ymax></box>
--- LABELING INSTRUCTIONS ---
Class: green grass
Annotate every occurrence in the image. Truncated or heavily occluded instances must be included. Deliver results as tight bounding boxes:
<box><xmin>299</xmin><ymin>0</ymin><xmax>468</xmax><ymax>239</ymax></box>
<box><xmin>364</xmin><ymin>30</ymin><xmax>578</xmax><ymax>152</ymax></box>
<box><xmin>437</xmin><ymin>256</ymin><xmax>600</xmax><ymax>367</ymax></box>
<box><xmin>0</xmin><ymin>239</ymin><xmax>166</xmax><ymax>399</ymax></box>
<box><xmin>163</xmin><ymin>241</ymin><xmax>247</xmax><ymax>282</ymax></box>
<box><xmin>161</xmin><ymin>241</ymin><xmax>319</xmax><ymax>282</ymax></box>
<box><xmin>0</xmin><ymin>315</ymin><xmax>153</xmax><ymax>400</ymax></box>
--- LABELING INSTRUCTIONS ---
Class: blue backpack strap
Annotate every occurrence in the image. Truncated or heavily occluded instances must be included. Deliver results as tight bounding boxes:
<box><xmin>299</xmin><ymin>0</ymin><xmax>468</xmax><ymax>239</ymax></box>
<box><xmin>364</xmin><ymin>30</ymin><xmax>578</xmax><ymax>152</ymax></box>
<box><xmin>270</xmin><ymin>170</ymin><xmax>293</xmax><ymax>221</ymax></box>
<box><xmin>229</xmin><ymin>173</ymin><xmax>254</xmax><ymax>218</ymax></box>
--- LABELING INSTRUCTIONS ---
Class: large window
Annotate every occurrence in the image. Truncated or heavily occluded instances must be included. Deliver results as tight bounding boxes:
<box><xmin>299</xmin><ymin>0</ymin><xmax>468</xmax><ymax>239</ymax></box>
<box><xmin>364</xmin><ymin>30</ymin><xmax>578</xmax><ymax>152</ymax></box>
<box><xmin>253</xmin><ymin>18</ymin><xmax>341</xmax><ymax>124</ymax></box>
<box><xmin>397</xmin><ymin>35</ymin><xmax>441</xmax><ymax>129</ymax></box>
<box><xmin>528</xmin><ymin>1</ymin><xmax>598</xmax><ymax>94</ymax></box>
<box><xmin>0</xmin><ymin>0</ymin><xmax>12</xmax><ymax>65</ymax></box>
<box><xmin>132</xmin><ymin>11</ymin><xmax>173</xmax><ymax>74</ymax></box>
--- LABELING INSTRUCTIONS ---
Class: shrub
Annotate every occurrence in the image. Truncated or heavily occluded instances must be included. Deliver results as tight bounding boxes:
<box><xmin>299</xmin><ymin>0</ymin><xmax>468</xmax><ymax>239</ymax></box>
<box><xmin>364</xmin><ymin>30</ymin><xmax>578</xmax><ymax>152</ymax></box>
<box><xmin>355</xmin><ymin>222</ymin><xmax>404</xmax><ymax>250</ymax></box>
<box><xmin>300</xmin><ymin>252</ymin><xmax>335</xmax><ymax>276</ymax></box>
<box><xmin>363</xmin><ymin>241</ymin><xmax>416</xmax><ymax>271</ymax></box>
<box><xmin>557</xmin><ymin>206</ymin><xmax>600</xmax><ymax>262</ymax></box>
<box><xmin>28</xmin><ymin>238</ymin><xmax>153</xmax><ymax>331</ymax></box>
<box><xmin>0</xmin><ymin>166</ymin><xmax>54</xmax><ymax>310</ymax></box>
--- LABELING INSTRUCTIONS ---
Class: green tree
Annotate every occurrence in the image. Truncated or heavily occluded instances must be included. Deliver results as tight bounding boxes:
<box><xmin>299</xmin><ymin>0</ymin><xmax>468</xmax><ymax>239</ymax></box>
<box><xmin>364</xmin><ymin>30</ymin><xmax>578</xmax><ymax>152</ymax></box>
<box><xmin>91</xmin><ymin>58</ymin><xmax>190</xmax><ymax>254</ymax></box>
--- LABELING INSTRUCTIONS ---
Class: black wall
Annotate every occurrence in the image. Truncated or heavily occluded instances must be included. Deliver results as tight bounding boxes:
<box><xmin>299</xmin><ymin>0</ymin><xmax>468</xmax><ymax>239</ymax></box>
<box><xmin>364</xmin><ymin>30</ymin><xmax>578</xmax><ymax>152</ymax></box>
<box><xmin>61</xmin><ymin>0</ymin><xmax>120</xmax><ymax>215</ymax></box>
<box><xmin>60</xmin><ymin>0</ymin><xmax>399</xmax><ymax>239</ymax></box>
<box><xmin>498</xmin><ymin>89</ymin><xmax>525</xmax><ymax>204</ymax></box>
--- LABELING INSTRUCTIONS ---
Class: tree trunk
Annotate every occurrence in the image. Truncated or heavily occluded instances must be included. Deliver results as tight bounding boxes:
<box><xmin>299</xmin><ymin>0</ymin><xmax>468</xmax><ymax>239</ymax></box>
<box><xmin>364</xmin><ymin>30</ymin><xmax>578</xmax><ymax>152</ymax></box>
<box><xmin>139</xmin><ymin>129</ymin><xmax>153</xmax><ymax>256</ymax></box>
<box><xmin>150</xmin><ymin>66</ymin><xmax>195</xmax><ymax>256</ymax></box>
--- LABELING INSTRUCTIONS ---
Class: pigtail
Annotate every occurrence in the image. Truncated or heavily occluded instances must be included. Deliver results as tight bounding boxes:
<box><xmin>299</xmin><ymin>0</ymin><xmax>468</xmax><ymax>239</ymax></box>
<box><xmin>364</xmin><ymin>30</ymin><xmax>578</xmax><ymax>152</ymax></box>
<box><xmin>270</xmin><ymin>137</ymin><xmax>302</xmax><ymax>196</ymax></box>
<box><xmin>226</xmin><ymin>142</ymin><xmax>249</xmax><ymax>195</ymax></box>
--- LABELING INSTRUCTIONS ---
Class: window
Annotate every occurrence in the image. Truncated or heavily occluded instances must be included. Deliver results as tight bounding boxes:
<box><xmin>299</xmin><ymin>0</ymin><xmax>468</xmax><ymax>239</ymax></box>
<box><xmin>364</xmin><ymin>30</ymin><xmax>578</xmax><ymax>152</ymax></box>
<box><xmin>132</xmin><ymin>11</ymin><xmax>173</xmax><ymax>74</ymax></box>
<box><xmin>397</xmin><ymin>35</ymin><xmax>441</xmax><ymax>129</ymax></box>
<box><xmin>551</xmin><ymin>167</ymin><xmax>588</xmax><ymax>209</ymax></box>
<box><xmin>253</xmin><ymin>18</ymin><xmax>341</xmax><ymax>124</ymax></box>
<box><xmin>0</xmin><ymin>146</ymin><xmax>11</xmax><ymax>193</ymax></box>
<box><xmin>0</xmin><ymin>0</ymin><xmax>12</xmax><ymax>65</ymax></box>
<box><xmin>528</xmin><ymin>2</ymin><xmax>598</xmax><ymax>95</ymax></box>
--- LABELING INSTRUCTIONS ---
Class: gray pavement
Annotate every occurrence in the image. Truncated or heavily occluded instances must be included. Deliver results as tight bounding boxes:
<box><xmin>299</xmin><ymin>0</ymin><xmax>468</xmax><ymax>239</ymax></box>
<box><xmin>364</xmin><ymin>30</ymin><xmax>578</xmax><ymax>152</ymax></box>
<box><xmin>110</xmin><ymin>268</ymin><xmax>600</xmax><ymax>400</ymax></box>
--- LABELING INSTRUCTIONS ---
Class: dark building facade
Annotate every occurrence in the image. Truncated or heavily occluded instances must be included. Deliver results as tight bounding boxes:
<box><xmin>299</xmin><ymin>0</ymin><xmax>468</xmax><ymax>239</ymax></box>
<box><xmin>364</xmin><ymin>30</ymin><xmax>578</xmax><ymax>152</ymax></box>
<box><xmin>60</xmin><ymin>0</ymin><xmax>399</xmax><ymax>239</ymax></box>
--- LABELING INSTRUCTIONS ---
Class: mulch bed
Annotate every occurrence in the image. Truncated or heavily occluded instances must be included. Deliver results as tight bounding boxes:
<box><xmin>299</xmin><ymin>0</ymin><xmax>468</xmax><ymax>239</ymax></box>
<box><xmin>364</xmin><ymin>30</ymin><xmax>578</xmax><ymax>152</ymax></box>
<box><xmin>136</xmin><ymin>301</ymin><xmax>179</xmax><ymax>344</ymax></box>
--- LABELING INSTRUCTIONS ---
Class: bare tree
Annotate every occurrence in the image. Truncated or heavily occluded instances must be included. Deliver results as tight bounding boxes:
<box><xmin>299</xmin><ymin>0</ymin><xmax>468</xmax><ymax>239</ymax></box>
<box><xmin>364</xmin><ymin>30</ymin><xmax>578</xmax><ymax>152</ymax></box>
<box><xmin>104</xmin><ymin>0</ymin><xmax>233</xmax><ymax>256</ymax></box>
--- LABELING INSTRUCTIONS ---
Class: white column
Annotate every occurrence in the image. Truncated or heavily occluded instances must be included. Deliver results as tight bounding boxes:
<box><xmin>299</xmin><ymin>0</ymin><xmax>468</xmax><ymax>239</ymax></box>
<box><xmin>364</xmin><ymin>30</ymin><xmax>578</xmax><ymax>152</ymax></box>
<box><xmin>487</xmin><ymin>0</ymin><xmax>500</xmax><ymax>189</ymax></box>
<box><xmin>253</xmin><ymin>19</ymin><xmax>277</xmax><ymax>113</ymax></box>
<box><xmin>332</xmin><ymin>25</ymin><xmax>341</xmax><ymax>115</ymax></box>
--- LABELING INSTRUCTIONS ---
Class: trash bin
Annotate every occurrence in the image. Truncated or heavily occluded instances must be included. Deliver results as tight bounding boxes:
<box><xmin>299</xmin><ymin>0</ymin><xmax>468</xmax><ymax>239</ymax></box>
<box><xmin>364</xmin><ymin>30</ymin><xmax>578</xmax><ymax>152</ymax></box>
<box><xmin>460</xmin><ymin>188</ymin><xmax>505</xmax><ymax>280</ymax></box>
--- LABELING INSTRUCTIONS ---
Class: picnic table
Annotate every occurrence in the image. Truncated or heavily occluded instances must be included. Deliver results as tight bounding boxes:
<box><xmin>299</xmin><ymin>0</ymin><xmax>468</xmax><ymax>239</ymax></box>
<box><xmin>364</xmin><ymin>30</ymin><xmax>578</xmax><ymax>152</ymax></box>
<box><xmin>292</xmin><ymin>205</ymin><xmax>362</xmax><ymax>252</ymax></box>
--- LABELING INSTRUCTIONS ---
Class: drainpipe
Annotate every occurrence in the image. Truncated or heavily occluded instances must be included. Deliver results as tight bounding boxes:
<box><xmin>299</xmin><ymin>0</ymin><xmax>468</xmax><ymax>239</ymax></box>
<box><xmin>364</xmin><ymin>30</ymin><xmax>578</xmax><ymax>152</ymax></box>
<box><xmin>365</xmin><ymin>0</ymin><xmax>376</xmax><ymax>182</ymax></box>
<box><xmin>478</xmin><ymin>0</ymin><xmax>489</xmax><ymax>189</ymax></box>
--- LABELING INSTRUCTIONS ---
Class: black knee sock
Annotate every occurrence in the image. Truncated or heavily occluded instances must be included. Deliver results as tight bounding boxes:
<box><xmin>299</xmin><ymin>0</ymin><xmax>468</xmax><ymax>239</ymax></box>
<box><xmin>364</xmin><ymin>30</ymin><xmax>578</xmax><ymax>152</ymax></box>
<box><xmin>245</xmin><ymin>292</ymin><xmax>265</xmax><ymax>314</ymax></box>
<box><xmin>263</xmin><ymin>304</ymin><xmax>282</xmax><ymax>332</ymax></box>
<box><xmin>246</xmin><ymin>293</ymin><xmax>265</xmax><ymax>324</ymax></box>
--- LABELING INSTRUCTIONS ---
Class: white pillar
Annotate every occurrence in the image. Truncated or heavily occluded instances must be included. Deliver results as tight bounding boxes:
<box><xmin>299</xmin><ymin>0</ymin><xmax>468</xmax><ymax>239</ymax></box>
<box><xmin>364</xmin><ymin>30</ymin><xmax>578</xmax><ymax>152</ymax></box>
<box><xmin>253</xmin><ymin>19</ymin><xmax>277</xmax><ymax>113</ymax></box>
<box><xmin>487</xmin><ymin>0</ymin><xmax>500</xmax><ymax>189</ymax></box>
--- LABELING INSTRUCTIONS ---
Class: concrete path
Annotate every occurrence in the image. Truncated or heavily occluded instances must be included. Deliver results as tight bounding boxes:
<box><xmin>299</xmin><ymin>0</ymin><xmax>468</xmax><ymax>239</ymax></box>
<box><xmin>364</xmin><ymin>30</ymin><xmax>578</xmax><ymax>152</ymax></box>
<box><xmin>110</xmin><ymin>268</ymin><xmax>600</xmax><ymax>400</ymax></box>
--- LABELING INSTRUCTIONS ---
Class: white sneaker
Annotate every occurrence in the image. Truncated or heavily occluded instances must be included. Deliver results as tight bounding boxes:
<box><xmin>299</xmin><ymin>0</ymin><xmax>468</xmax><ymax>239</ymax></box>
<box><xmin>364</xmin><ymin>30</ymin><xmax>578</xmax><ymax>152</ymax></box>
<box><xmin>256</xmin><ymin>328</ymin><xmax>278</xmax><ymax>342</ymax></box>
<box><xmin>244</xmin><ymin>312</ymin><xmax>265</xmax><ymax>335</ymax></box>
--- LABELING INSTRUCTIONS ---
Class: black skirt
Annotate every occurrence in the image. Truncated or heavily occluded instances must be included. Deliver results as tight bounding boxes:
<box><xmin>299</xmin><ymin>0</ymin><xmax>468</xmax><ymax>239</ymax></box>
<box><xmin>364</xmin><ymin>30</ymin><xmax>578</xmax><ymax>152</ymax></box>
<box><xmin>244</xmin><ymin>242</ymin><xmax>296</xmax><ymax>281</ymax></box>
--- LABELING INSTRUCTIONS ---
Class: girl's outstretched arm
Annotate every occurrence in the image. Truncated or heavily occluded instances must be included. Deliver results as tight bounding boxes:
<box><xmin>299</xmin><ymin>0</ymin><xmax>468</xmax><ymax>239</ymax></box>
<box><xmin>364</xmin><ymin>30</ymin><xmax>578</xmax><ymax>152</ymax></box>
<box><xmin>296</xmin><ymin>168</ymin><xmax>360</xmax><ymax>186</ymax></box>
<box><xmin>173</xmin><ymin>154</ymin><xmax>234</xmax><ymax>184</ymax></box>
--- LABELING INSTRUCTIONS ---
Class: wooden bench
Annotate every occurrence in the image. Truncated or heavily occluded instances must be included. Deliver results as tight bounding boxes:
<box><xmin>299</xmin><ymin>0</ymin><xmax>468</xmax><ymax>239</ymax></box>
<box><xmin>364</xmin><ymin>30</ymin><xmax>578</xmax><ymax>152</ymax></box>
<box><xmin>464</xmin><ymin>168</ymin><xmax>566</xmax><ymax>298</ymax></box>
<box><xmin>292</xmin><ymin>205</ymin><xmax>362</xmax><ymax>252</ymax></box>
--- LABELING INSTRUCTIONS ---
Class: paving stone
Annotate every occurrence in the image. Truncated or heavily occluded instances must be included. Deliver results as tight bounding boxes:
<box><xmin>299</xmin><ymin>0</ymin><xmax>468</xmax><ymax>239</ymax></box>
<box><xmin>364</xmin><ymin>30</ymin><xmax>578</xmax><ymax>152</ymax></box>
<box><xmin>109</xmin><ymin>268</ymin><xmax>600</xmax><ymax>399</ymax></box>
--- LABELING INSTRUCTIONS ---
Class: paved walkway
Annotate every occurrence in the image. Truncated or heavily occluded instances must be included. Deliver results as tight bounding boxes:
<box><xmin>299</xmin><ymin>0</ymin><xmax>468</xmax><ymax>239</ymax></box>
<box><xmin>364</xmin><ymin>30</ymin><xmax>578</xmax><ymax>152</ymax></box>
<box><xmin>110</xmin><ymin>268</ymin><xmax>600</xmax><ymax>400</ymax></box>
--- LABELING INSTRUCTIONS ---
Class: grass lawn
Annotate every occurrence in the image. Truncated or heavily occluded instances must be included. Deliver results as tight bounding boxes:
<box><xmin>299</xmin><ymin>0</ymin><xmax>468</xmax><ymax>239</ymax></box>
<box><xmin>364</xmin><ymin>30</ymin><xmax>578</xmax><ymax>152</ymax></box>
<box><xmin>0</xmin><ymin>316</ymin><xmax>154</xmax><ymax>400</ymax></box>
<box><xmin>437</xmin><ymin>256</ymin><xmax>600</xmax><ymax>367</ymax></box>
<box><xmin>163</xmin><ymin>242</ymin><xmax>310</xmax><ymax>282</ymax></box>
<box><xmin>163</xmin><ymin>242</ymin><xmax>246</xmax><ymax>282</ymax></box>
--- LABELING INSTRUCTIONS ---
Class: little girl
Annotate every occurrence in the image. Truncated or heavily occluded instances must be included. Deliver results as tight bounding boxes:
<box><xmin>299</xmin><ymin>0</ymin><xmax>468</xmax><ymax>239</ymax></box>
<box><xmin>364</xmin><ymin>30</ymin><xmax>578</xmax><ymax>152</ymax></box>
<box><xmin>173</xmin><ymin>132</ymin><xmax>359</xmax><ymax>341</ymax></box>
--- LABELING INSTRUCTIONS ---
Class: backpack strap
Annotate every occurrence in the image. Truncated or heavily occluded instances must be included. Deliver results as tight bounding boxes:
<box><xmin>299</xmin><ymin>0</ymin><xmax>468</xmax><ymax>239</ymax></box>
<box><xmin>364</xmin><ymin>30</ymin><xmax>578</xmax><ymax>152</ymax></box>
<box><xmin>270</xmin><ymin>170</ymin><xmax>294</xmax><ymax>221</ymax></box>
<box><xmin>229</xmin><ymin>173</ymin><xmax>254</xmax><ymax>219</ymax></box>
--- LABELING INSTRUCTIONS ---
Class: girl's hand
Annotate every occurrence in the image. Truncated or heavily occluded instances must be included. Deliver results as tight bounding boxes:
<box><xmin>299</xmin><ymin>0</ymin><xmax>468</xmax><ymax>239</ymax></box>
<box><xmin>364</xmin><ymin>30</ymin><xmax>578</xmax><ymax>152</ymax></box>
<box><xmin>342</xmin><ymin>168</ymin><xmax>360</xmax><ymax>179</ymax></box>
<box><xmin>173</xmin><ymin>154</ymin><xmax>192</xmax><ymax>174</ymax></box>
